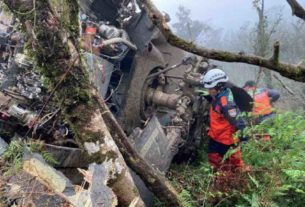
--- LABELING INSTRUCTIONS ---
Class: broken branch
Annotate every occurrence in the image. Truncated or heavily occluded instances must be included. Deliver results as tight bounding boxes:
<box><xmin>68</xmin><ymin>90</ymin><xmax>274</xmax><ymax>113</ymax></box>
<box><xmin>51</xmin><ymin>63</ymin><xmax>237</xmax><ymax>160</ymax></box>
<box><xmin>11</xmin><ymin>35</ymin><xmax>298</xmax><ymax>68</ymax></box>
<box><xmin>273</xmin><ymin>75</ymin><xmax>295</xmax><ymax>95</ymax></box>
<box><xmin>270</xmin><ymin>41</ymin><xmax>280</xmax><ymax>64</ymax></box>
<box><xmin>139</xmin><ymin>0</ymin><xmax>305</xmax><ymax>82</ymax></box>
<box><xmin>287</xmin><ymin>0</ymin><xmax>305</xmax><ymax>21</ymax></box>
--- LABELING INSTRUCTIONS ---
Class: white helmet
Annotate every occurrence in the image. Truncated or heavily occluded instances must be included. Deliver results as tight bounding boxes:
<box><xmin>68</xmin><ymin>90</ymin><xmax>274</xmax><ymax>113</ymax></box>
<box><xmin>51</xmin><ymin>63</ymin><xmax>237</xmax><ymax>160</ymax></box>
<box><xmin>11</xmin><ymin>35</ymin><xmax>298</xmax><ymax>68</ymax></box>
<box><xmin>201</xmin><ymin>68</ymin><xmax>228</xmax><ymax>89</ymax></box>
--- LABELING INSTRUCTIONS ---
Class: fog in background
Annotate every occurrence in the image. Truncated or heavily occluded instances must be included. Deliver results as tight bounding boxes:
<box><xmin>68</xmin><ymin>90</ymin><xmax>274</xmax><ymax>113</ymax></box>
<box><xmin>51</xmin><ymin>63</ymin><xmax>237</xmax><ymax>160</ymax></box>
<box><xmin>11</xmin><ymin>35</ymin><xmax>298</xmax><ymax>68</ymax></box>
<box><xmin>153</xmin><ymin>0</ymin><xmax>305</xmax><ymax>110</ymax></box>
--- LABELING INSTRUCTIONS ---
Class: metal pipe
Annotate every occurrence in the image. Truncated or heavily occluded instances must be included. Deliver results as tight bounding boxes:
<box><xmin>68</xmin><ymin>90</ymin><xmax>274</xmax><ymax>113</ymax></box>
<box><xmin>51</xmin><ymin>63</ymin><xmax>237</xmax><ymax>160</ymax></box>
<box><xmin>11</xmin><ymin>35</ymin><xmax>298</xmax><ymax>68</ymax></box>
<box><xmin>102</xmin><ymin>37</ymin><xmax>137</xmax><ymax>51</ymax></box>
<box><xmin>146</xmin><ymin>63</ymin><xmax>184</xmax><ymax>80</ymax></box>
<box><xmin>146</xmin><ymin>88</ymin><xmax>179</xmax><ymax>109</ymax></box>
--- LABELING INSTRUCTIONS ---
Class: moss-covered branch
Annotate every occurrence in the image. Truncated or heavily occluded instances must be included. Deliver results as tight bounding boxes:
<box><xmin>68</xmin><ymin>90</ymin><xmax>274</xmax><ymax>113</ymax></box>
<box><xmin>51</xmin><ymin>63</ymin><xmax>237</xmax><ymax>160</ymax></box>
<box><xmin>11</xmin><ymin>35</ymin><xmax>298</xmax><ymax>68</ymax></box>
<box><xmin>2</xmin><ymin>0</ymin><xmax>144</xmax><ymax>206</ymax></box>
<box><xmin>287</xmin><ymin>0</ymin><xmax>305</xmax><ymax>21</ymax></box>
<box><xmin>138</xmin><ymin>0</ymin><xmax>305</xmax><ymax>82</ymax></box>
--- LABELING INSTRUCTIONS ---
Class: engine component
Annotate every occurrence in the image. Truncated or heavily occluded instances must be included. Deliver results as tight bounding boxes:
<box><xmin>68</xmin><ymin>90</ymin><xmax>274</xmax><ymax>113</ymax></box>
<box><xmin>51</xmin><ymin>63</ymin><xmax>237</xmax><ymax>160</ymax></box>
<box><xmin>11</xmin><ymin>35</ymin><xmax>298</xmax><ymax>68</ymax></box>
<box><xmin>99</xmin><ymin>24</ymin><xmax>128</xmax><ymax>40</ymax></box>
<box><xmin>7</xmin><ymin>104</ymin><xmax>37</xmax><ymax>127</ymax></box>
<box><xmin>131</xmin><ymin>116</ymin><xmax>183</xmax><ymax>172</ymax></box>
<box><xmin>102</xmin><ymin>37</ymin><xmax>137</xmax><ymax>51</ymax></box>
<box><xmin>145</xmin><ymin>87</ymin><xmax>179</xmax><ymax>110</ymax></box>
<box><xmin>173</xmin><ymin>96</ymin><xmax>192</xmax><ymax>124</ymax></box>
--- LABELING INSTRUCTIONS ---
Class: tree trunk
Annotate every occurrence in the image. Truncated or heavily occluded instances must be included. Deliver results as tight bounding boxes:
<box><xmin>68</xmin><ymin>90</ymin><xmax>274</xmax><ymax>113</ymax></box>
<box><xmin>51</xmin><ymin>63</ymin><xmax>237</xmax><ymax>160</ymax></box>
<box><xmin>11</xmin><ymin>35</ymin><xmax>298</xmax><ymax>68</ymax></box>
<box><xmin>3</xmin><ymin>0</ymin><xmax>144</xmax><ymax>206</ymax></box>
<box><xmin>254</xmin><ymin>0</ymin><xmax>273</xmax><ymax>87</ymax></box>
<box><xmin>94</xmin><ymin>94</ymin><xmax>183</xmax><ymax>207</ymax></box>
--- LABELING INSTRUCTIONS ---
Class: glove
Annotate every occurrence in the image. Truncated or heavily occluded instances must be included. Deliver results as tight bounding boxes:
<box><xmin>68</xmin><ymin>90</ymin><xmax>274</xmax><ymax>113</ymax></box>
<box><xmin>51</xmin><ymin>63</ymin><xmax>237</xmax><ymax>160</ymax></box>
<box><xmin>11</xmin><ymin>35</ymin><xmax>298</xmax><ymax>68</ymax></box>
<box><xmin>195</xmin><ymin>89</ymin><xmax>209</xmax><ymax>96</ymax></box>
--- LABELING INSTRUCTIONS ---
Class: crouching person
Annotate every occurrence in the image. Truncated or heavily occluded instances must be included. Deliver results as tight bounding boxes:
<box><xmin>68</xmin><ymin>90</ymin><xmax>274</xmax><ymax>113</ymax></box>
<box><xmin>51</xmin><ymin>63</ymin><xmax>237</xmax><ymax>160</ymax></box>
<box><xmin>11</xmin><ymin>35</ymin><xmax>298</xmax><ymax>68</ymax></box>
<box><xmin>201</xmin><ymin>69</ymin><xmax>249</xmax><ymax>172</ymax></box>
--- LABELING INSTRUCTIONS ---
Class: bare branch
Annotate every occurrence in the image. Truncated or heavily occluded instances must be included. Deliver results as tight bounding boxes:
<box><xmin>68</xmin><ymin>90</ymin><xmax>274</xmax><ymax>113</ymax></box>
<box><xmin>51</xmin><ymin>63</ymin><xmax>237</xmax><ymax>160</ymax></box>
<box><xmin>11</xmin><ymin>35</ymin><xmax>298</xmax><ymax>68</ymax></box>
<box><xmin>270</xmin><ymin>41</ymin><xmax>280</xmax><ymax>64</ymax></box>
<box><xmin>138</xmin><ymin>0</ymin><xmax>305</xmax><ymax>82</ymax></box>
<box><xmin>273</xmin><ymin>75</ymin><xmax>295</xmax><ymax>95</ymax></box>
<box><xmin>287</xmin><ymin>0</ymin><xmax>305</xmax><ymax>21</ymax></box>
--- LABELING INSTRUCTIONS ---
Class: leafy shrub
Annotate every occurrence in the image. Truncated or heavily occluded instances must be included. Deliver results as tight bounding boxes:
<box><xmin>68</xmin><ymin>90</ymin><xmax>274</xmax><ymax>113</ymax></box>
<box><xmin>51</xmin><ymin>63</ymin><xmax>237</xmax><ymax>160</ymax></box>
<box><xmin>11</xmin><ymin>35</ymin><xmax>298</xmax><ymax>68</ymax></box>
<box><xmin>164</xmin><ymin>111</ymin><xmax>305</xmax><ymax>207</ymax></box>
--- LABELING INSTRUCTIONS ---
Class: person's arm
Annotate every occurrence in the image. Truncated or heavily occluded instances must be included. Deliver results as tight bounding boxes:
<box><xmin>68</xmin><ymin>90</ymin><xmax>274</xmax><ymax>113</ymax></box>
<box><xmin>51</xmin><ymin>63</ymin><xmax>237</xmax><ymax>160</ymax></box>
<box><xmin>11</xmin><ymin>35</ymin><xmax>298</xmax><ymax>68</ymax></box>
<box><xmin>220</xmin><ymin>97</ymin><xmax>248</xmax><ymax>141</ymax></box>
<box><xmin>196</xmin><ymin>89</ymin><xmax>213</xmax><ymax>103</ymax></box>
<box><xmin>267</xmin><ymin>89</ymin><xmax>280</xmax><ymax>103</ymax></box>
<box><xmin>220</xmin><ymin>97</ymin><xmax>246</xmax><ymax>131</ymax></box>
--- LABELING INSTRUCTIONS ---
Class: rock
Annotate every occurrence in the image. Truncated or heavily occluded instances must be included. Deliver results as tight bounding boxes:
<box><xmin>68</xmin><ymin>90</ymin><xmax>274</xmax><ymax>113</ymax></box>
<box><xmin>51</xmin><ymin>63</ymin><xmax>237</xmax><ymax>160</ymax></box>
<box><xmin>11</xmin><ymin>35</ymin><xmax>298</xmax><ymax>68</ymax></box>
<box><xmin>23</xmin><ymin>152</ymin><xmax>74</xmax><ymax>195</ymax></box>
<box><xmin>22</xmin><ymin>152</ymin><xmax>118</xmax><ymax>207</ymax></box>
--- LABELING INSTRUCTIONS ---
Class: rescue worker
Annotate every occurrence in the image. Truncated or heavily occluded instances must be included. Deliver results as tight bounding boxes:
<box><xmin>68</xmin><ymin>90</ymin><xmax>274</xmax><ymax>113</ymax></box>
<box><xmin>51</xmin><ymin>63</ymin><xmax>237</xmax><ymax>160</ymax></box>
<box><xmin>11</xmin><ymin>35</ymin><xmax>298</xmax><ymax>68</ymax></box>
<box><xmin>243</xmin><ymin>80</ymin><xmax>280</xmax><ymax>141</ymax></box>
<box><xmin>243</xmin><ymin>80</ymin><xmax>280</xmax><ymax>124</ymax></box>
<box><xmin>201</xmin><ymin>69</ymin><xmax>248</xmax><ymax>172</ymax></box>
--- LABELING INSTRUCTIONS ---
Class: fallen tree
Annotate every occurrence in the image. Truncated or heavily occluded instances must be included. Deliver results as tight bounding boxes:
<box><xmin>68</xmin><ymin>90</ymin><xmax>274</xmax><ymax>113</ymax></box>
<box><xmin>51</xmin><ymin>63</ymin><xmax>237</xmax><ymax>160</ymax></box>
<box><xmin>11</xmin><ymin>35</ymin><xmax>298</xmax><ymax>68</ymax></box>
<box><xmin>138</xmin><ymin>0</ymin><xmax>305</xmax><ymax>82</ymax></box>
<box><xmin>2</xmin><ymin>0</ymin><xmax>184</xmax><ymax>206</ymax></box>
<box><xmin>1</xmin><ymin>0</ymin><xmax>146</xmax><ymax>206</ymax></box>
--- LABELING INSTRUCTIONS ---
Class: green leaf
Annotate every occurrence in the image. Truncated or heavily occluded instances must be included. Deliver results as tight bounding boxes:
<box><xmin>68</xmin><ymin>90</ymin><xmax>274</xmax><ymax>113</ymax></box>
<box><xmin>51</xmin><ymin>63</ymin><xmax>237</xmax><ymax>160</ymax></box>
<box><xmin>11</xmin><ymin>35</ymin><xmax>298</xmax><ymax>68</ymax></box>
<box><xmin>251</xmin><ymin>193</ymin><xmax>260</xmax><ymax>207</ymax></box>
<box><xmin>248</xmin><ymin>174</ymin><xmax>259</xmax><ymax>188</ymax></box>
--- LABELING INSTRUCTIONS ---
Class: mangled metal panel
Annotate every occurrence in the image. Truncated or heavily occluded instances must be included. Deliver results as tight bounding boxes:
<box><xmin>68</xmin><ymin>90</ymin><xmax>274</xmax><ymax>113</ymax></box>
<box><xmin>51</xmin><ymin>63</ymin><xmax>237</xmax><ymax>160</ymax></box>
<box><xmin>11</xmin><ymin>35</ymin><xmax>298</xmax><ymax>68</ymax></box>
<box><xmin>133</xmin><ymin>116</ymin><xmax>182</xmax><ymax>172</ymax></box>
<box><xmin>44</xmin><ymin>144</ymin><xmax>89</xmax><ymax>168</ymax></box>
<box><xmin>83</xmin><ymin>52</ymin><xmax>114</xmax><ymax>98</ymax></box>
<box><xmin>79</xmin><ymin>0</ymin><xmax>124</xmax><ymax>23</ymax></box>
<box><xmin>125</xmin><ymin>11</ymin><xmax>158</xmax><ymax>51</ymax></box>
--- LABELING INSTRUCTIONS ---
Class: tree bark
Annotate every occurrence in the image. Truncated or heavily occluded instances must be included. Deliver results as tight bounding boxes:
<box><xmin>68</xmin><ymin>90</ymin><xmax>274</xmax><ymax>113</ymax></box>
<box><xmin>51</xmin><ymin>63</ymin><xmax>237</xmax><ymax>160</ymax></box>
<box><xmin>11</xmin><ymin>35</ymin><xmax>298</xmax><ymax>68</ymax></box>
<box><xmin>94</xmin><ymin>94</ymin><xmax>183</xmax><ymax>207</ymax></box>
<box><xmin>3</xmin><ymin>0</ymin><xmax>145</xmax><ymax>206</ymax></box>
<box><xmin>138</xmin><ymin>0</ymin><xmax>305</xmax><ymax>82</ymax></box>
<box><xmin>287</xmin><ymin>0</ymin><xmax>305</xmax><ymax>21</ymax></box>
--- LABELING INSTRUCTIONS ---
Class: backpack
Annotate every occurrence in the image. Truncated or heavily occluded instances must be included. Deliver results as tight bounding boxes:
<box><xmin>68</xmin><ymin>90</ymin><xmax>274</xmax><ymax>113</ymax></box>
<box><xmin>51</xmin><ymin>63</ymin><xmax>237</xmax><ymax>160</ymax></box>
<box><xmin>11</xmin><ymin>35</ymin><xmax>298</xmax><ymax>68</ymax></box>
<box><xmin>225</xmin><ymin>82</ymin><xmax>253</xmax><ymax>113</ymax></box>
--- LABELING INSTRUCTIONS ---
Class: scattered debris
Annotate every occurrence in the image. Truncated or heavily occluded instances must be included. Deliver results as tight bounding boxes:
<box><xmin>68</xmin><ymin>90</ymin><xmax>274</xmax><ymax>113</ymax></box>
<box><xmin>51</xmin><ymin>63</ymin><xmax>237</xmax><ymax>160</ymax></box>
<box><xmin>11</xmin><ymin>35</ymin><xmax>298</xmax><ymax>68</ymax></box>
<box><xmin>0</xmin><ymin>1</ymin><xmax>212</xmax><ymax>206</ymax></box>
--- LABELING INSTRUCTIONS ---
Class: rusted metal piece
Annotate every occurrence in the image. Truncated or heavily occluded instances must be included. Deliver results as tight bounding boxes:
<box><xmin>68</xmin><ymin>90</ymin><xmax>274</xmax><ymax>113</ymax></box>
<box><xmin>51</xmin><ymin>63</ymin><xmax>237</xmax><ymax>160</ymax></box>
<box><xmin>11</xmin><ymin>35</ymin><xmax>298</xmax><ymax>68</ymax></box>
<box><xmin>145</xmin><ymin>87</ymin><xmax>179</xmax><ymax>110</ymax></box>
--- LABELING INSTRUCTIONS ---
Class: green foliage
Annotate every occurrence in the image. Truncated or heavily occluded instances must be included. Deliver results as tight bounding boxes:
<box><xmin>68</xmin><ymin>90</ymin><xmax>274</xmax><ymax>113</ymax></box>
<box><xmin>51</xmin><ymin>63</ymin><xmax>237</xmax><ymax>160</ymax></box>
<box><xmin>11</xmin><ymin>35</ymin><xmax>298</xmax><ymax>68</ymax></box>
<box><xmin>166</xmin><ymin>111</ymin><xmax>305</xmax><ymax>207</ymax></box>
<box><xmin>179</xmin><ymin>190</ymin><xmax>196</xmax><ymax>207</ymax></box>
<box><xmin>28</xmin><ymin>140</ymin><xmax>59</xmax><ymax>166</ymax></box>
<box><xmin>153</xmin><ymin>190</ymin><xmax>196</xmax><ymax>207</ymax></box>
<box><xmin>165</xmin><ymin>162</ymin><xmax>216</xmax><ymax>207</ymax></box>
<box><xmin>2</xmin><ymin>139</ymin><xmax>58</xmax><ymax>177</ymax></box>
<box><xmin>2</xmin><ymin>139</ymin><xmax>24</xmax><ymax>175</ymax></box>
<box><xmin>238</xmin><ymin>111</ymin><xmax>305</xmax><ymax>206</ymax></box>
<box><xmin>0</xmin><ymin>2</ymin><xmax>12</xmax><ymax>13</ymax></box>
<box><xmin>152</xmin><ymin>198</ymin><xmax>166</xmax><ymax>207</ymax></box>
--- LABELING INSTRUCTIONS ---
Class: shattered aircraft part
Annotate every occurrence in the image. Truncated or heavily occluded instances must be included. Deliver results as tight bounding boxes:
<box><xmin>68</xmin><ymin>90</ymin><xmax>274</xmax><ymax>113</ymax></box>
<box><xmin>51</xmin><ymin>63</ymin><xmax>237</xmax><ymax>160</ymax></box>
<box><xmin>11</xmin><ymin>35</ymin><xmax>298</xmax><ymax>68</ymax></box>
<box><xmin>83</xmin><ymin>52</ymin><xmax>115</xmax><ymax>98</ymax></box>
<box><xmin>44</xmin><ymin>144</ymin><xmax>89</xmax><ymax>168</ymax></box>
<box><xmin>14</xmin><ymin>53</ymin><xmax>33</xmax><ymax>69</ymax></box>
<box><xmin>7</xmin><ymin>104</ymin><xmax>37</xmax><ymax>126</ymax></box>
<box><xmin>0</xmin><ymin>2</ymin><xmax>211</xmax><ymax>206</ymax></box>
<box><xmin>132</xmin><ymin>116</ymin><xmax>183</xmax><ymax>172</ymax></box>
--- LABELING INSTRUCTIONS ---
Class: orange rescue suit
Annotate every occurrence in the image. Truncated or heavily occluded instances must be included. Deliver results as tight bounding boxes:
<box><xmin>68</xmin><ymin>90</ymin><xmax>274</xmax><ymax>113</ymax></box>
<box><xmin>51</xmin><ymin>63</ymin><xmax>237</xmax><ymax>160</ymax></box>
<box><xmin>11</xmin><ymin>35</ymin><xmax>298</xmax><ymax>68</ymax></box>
<box><xmin>209</xmin><ymin>103</ymin><xmax>237</xmax><ymax>145</ymax></box>
<box><xmin>245</xmin><ymin>87</ymin><xmax>273</xmax><ymax>116</ymax></box>
<box><xmin>207</xmin><ymin>88</ymin><xmax>246</xmax><ymax>171</ymax></box>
